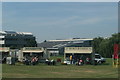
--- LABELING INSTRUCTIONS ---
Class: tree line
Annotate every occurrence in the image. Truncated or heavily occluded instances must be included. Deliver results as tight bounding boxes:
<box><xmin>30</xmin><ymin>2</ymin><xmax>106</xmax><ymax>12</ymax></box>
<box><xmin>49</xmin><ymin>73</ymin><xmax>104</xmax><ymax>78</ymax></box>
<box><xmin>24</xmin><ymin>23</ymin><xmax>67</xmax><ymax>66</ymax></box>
<box><xmin>92</xmin><ymin>33</ymin><xmax>120</xmax><ymax>58</ymax></box>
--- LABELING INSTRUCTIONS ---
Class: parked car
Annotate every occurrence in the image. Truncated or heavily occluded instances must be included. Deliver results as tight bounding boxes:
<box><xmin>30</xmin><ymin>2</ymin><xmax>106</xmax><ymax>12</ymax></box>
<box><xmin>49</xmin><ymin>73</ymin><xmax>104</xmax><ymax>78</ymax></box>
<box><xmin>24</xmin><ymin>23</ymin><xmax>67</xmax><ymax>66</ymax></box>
<box><xmin>94</xmin><ymin>53</ymin><xmax>106</xmax><ymax>64</ymax></box>
<box><xmin>63</xmin><ymin>60</ymin><xmax>70</xmax><ymax>64</ymax></box>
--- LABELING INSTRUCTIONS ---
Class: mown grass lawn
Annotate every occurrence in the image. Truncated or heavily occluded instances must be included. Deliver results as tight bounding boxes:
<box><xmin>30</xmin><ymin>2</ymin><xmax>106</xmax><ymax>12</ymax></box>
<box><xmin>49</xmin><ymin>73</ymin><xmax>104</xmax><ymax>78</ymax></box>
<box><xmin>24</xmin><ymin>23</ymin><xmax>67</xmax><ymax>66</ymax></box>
<box><xmin>2</xmin><ymin>58</ymin><xmax>118</xmax><ymax>78</ymax></box>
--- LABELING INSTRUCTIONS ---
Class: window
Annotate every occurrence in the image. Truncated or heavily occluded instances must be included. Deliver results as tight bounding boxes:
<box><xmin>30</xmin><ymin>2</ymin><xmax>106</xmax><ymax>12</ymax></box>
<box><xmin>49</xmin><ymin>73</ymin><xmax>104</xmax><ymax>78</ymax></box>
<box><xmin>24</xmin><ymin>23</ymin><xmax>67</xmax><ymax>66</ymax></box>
<box><xmin>95</xmin><ymin>55</ymin><xmax>101</xmax><ymax>59</ymax></box>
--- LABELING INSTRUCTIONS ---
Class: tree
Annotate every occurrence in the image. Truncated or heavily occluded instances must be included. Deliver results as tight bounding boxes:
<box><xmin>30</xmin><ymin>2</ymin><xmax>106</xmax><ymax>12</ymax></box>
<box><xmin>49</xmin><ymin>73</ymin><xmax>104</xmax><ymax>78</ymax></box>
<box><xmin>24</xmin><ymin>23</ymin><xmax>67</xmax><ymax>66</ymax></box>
<box><xmin>92</xmin><ymin>33</ymin><xmax>120</xmax><ymax>58</ymax></box>
<box><xmin>26</xmin><ymin>39</ymin><xmax>37</xmax><ymax>47</ymax></box>
<box><xmin>92</xmin><ymin>37</ymin><xmax>104</xmax><ymax>53</ymax></box>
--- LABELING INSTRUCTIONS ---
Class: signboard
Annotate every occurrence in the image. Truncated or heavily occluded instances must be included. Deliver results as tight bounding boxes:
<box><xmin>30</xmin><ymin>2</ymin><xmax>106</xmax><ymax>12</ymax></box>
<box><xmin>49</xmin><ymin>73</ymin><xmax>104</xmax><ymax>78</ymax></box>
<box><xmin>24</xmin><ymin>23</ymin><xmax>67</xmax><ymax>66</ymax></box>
<box><xmin>22</xmin><ymin>47</ymin><xmax>44</xmax><ymax>53</ymax></box>
<box><xmin>49</xmin><ymin>51</ymin><xmax>59</xmax><ymax>53</ymax></box>
<box><xmin>64</xmin><ymin>47</ymin><xmax>92</xmax><ymax>54</ymax></box>
<box><xmin>113</xmin><ymin>44</ymin><xmax>118</xmax><ymax>59</ymax></box>
<box><xmin>113</xmin><ymin>44</ymin><xmax>119</xmax><ymax>68</ymax></box>
<box><xmin>23</xmin><ymin>47</ymin><xmax>43</xmax><ymax>50</ymax></box>
<box><xmin>0</xmin><ymin>47</ymin><xmax>10</xmax><ymax>52</ymax></box>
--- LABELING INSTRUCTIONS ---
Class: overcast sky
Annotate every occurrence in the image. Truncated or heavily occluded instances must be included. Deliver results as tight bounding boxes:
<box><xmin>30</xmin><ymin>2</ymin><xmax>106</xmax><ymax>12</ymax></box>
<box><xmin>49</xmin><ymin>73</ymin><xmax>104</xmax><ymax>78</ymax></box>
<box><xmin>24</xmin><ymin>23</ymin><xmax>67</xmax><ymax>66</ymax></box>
<box><xmin>2</xmin><ymin>2</ymin><xmax>118</xmax><ymax>42</ymax></box>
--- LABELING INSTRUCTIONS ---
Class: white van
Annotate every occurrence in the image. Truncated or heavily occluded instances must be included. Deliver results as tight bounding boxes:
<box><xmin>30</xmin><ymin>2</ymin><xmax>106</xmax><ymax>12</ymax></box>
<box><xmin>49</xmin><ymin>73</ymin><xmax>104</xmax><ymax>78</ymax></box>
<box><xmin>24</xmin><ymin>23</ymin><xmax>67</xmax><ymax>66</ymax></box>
<box><xmin>94</xmin><ymin>54</ymin><xmax>106</xmax><ymax>64</ymax></box>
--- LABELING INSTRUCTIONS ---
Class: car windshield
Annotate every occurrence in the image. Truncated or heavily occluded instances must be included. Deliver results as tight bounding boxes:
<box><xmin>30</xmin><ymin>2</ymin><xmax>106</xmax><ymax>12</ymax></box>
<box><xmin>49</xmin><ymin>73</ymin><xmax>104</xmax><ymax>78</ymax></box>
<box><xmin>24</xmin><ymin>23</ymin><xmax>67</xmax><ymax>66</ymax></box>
<box><xmin>95</xmin><ymin>55</ymin><xmax>101</xmax><ymax>59</ymax></box>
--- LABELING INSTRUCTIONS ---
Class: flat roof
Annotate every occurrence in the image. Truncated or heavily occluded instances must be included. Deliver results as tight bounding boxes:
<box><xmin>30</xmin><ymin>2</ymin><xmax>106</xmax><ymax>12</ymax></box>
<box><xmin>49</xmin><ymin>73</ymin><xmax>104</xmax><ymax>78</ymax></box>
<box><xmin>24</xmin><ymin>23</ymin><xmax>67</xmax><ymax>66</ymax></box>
<box><xmin>0</xmin><ymin>31</ymin><xmax>33</xmax><ymax>35</ymax></box>
<box><xmin>22</xmin><ymin>50</ymin><xmax>43</xmax><ymax>53</ymax></box>
<box><xmin>47</xmin><ymin>38</ymin><xmax>93</xmax><ymax>42</ymax></box>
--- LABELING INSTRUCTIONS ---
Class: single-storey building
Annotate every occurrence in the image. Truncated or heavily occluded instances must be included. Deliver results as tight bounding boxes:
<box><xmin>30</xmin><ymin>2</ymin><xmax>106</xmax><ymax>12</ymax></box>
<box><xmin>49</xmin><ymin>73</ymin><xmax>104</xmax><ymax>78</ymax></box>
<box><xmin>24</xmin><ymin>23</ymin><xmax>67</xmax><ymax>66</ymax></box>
<box><xmin>64</xmin><ymin>47</ymin><xmax>93</xmax><ymax>61</ymax></box>
<box><xmin>18</xmin><ymin>47</ymin><xmax>48</xmax><ymax>62</ymax></box>
<box><xmin>46</xmin><ymin>48</ymin><xmax>59</xmax><ymax>56</ymax></box>
<box><xmin>0</xmin><ymin>47</ymin><xmax>10</xmax><ymax>59</ymax></box>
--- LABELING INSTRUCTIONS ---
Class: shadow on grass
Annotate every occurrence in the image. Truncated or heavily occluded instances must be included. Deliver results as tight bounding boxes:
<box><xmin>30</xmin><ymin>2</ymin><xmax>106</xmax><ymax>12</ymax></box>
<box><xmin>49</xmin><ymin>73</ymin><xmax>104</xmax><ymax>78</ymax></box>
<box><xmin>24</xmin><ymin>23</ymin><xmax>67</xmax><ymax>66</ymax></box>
<box><xmin>102</xmin><ymin>63</ymin><xmax>110</xmax><ymax>65</ymax></box>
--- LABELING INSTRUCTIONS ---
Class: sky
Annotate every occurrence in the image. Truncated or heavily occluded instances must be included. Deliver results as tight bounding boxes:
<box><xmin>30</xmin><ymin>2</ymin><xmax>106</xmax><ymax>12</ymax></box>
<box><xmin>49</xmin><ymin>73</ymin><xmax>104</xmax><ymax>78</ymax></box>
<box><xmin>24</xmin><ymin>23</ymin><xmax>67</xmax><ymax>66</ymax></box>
<box><xmin>0</xmin><ymin>2</ymin><xmax>2</xmax><ymax>30</ymax></box>
<box><xmin>2</xmin><ymin>0</ymin><xmax>120</xmax><ymax>2</ymax></box>
<box><xmin>2</xmin><ymin>2</ymin><xmax>118</xmax><ymax>42</ymax></box>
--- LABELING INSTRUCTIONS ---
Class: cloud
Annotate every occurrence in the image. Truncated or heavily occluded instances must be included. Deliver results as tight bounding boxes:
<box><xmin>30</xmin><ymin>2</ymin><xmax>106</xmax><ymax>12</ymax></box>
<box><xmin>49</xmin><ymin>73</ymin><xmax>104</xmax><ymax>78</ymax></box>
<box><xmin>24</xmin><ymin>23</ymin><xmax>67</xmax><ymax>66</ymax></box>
<box><xmin>36</xmin><ymin>16</ymin><xmax>79</xmax><ymax>26</ymax></box>
<box><xmin>3</xmin><ymin>13</ymin><xmax>117</xmax><ymax>31</ymax></box>
<box><xmin>72</xmin><ymin>15</ymin><xmax>118</xmax><ymax>26</ymax></box>
<box><xmin>77</xmin><ymin>17</ymin><xmax>102</xmax><ymax>25</ymax></box>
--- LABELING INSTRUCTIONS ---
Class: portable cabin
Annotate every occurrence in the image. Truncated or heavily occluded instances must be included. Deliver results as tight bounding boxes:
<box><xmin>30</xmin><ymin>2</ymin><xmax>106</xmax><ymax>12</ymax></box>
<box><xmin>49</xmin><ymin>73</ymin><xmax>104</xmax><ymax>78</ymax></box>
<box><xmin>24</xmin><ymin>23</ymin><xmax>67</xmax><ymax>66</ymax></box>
<box><xmin>64</xmin><ymin>47</ymin><xmax>93</xmax><ymax>61</ymax></box>
<box><xmin>0</xmin><ymin>47</ymin><xmax>10</xmax><ymax>59</ymax></box>
<box><xmin>18</xmin><ymin>47</ymin><xmax>47</xmax><ymax>62</ymax></box>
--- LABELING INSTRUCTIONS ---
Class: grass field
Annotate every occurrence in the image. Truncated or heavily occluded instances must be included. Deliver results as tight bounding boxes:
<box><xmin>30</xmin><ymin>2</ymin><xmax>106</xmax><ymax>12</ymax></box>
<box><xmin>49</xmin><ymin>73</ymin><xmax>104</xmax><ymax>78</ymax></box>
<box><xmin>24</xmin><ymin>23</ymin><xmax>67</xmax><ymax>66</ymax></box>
<box><xmin>2</xmin><ymin>58</ymin><xmax>118</xmax><ymax>78</ymax></box>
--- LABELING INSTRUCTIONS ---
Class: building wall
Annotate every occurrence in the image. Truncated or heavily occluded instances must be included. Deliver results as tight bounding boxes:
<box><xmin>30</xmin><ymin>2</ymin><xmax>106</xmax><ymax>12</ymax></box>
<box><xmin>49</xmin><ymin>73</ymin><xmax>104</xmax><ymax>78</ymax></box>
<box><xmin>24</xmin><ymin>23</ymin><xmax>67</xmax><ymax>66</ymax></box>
<box><xmin>0</xmin><ymin>31</ymin><xmax>37</xmax><ymax>49</ymax></box>
<box><xmin>38</xmin><ymin>39</ymin><xmax>93</xmax><ymax>55</ymax></box>
<box><xmin>64</xmin><ymin>47</ymin><xmax>93</xmax><ymax>53</ymax></box>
